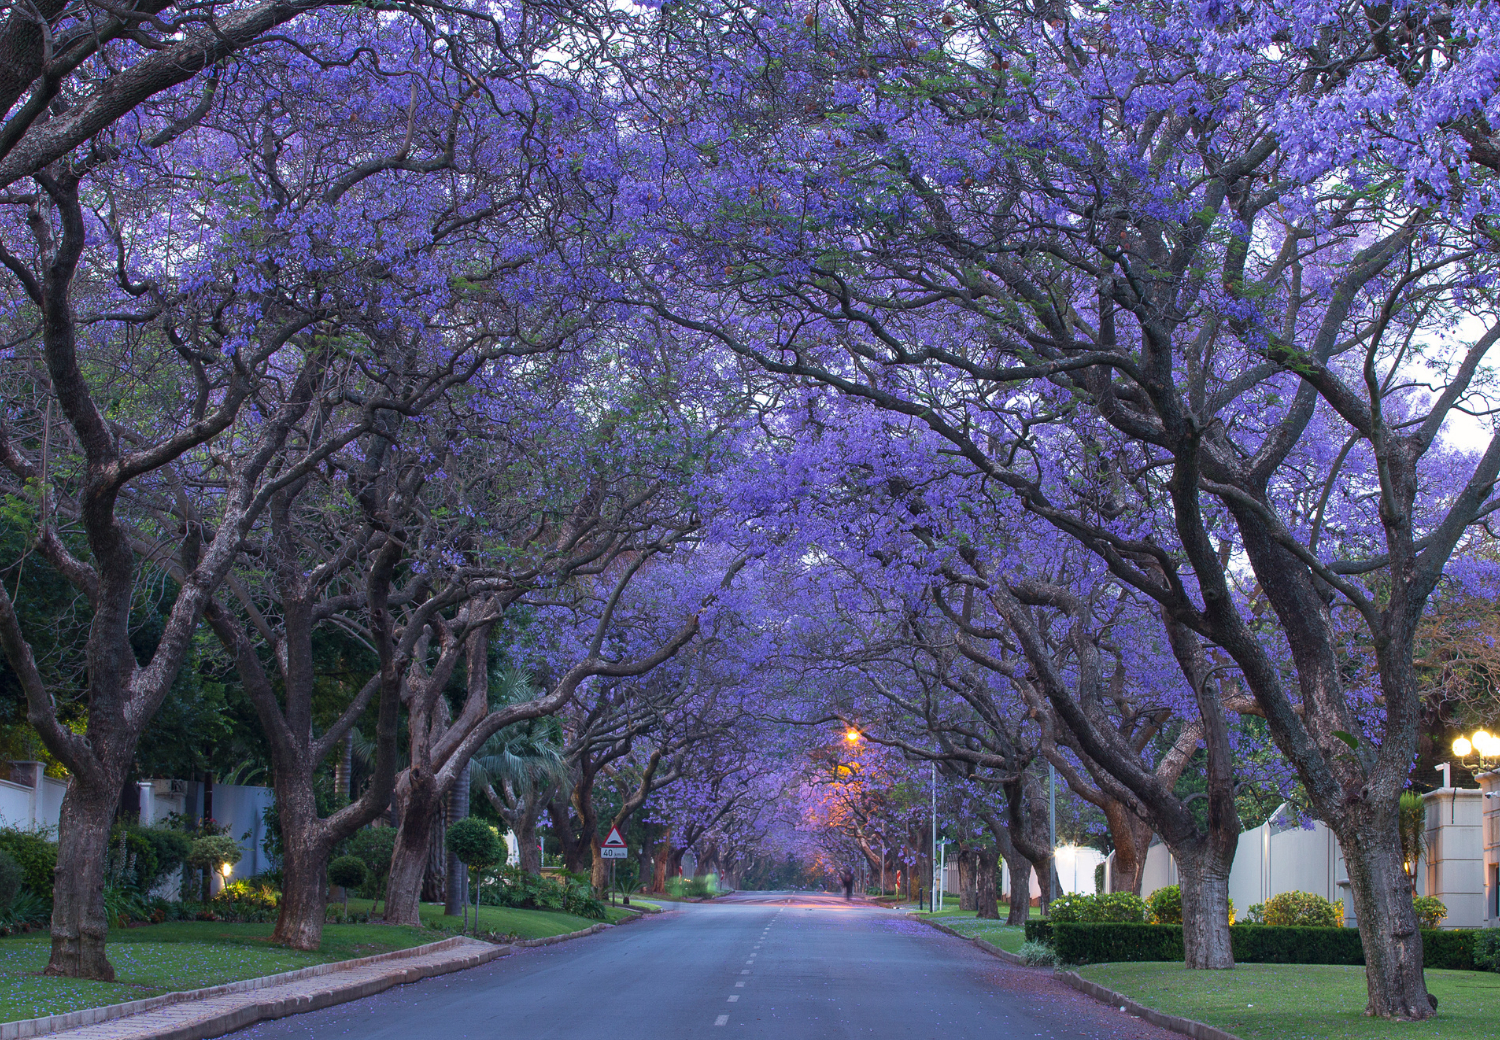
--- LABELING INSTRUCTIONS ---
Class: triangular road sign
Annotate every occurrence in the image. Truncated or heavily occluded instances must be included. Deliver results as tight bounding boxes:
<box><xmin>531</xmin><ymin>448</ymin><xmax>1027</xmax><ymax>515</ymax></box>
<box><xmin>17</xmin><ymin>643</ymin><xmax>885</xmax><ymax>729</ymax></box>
<box><xmin>603</xmin><ymin>826</ymin><xmax>627</xmax><ymax>848</ymax></box>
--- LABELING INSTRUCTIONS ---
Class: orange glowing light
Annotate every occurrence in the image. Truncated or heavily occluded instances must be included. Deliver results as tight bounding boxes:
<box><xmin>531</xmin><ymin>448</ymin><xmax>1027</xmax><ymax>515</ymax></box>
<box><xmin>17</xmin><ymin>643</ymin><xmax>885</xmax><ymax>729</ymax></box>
<box><xmin>845</xmin><ymin>729</ymin><xmax>862</xmax><ymax>744</ymax></box>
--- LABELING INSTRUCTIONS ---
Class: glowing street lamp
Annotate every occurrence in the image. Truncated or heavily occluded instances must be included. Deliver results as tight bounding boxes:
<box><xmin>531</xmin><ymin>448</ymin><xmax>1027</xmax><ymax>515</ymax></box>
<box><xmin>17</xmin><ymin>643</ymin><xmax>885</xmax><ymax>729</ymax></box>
<box><xmin>844</xmin><ymin>729</ymin><xmax>862</xmax><ymax>745</ymax></box>
<box><xmin>1453</xmin><ymin>728</ymin><xmax>1500</xmax><ymax>771</ymax></box>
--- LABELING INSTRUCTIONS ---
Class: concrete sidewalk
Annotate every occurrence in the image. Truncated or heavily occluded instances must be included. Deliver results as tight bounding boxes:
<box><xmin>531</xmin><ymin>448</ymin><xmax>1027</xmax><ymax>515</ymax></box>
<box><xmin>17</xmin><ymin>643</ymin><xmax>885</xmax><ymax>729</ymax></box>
<box><xmin>8</xmin><ymin>936</ymin><xmax>509</xmax><ymax>1040</ymax></box>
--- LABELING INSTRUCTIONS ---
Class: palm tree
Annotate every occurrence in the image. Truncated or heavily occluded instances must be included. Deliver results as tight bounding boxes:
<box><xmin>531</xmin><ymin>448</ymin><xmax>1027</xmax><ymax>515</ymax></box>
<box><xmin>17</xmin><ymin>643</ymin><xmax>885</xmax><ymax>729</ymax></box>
<box><xmin>1398</xmin><ymin>791</ymin><xmax>1426</xmax><ymax>881</ymax></box>
<box><xmin>470</xmin><ymin>670</ymin><xmax>568</xmax><ymax>874</ymax></box>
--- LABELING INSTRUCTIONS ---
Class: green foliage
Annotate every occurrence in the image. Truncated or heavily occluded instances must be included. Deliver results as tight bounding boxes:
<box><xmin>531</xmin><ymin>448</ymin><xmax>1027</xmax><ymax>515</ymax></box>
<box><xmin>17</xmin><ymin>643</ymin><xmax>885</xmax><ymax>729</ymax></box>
<box><xmin>1261</xmin><ymin>890</ymin><xmax>1342</xmax><ymax>927</ymax></box>
<box><xmin>345</xmin><ymin>827</ymin><xmax>397</xmax><ymax>898</ymax></box>
<box><xmin>328</xmin><ymin>856</ymin><xmax>367</xmax><ymax>890</ymax></box>
<box><xmin>1148</xmin><ymin>885</ymin><xmax>1182</xmax><ymax>924</ymax></box>
<box><xmin>1412</xmin><ymin>895</ymin><xmax>1448</xmax><ymax>929</ymax></box>
<box><xmin>480</xmin><ymin>867</ymin><xmax>605</xmax><ymax>920</ymax></box>
<box><xmin>1048</xmin><ymin>891</ymin><xmax>1149</xmax><ymax>923</ymax></box>
<box><xmin>103</xmin><ymin>884</ymin><xmax>148</xmax><ymax>928</ymax></box>
<box><xmin>187</xmin><ymin>835</ymin><xmax>242</xmax><ymax>872</ymax></box>
<box><xmin>666</xmin><ymin>874</ymin><xmax>717</xmax><ymax>899</ymax></box>
<box><xmin>0</xmin><ymin>827</ymin><xmax>56</xmax><ymax>894</ymax></box>
<box><xmin>446</xmin><ymin>818</ymin><xmax>502</xmax><ymax>869</ymax></box>
<box><xmin>1475</xmin><ymin>929</ymin><xmax>1500</xmax><ymax>972</ymax></box>
<box><xmin>1246</xmin><ymin>902</ymin><xmax>1264</xmax><ymax>924</ymax></box>
<box><xmin>1025</xmin><ymin>919</ymin><xmax>1053</xmax><ymax>944</ymax></box>
<box><xmin>1018</xmin><ymin>940</ymin><xmax>1056</xmax><ymax>966</ymax></box>
<box><xmin>1045</xmin><ymin>922</ymin><xmax>1478</xmax><ymax>969</ymax></box>
<box><xmin>0</xmin><ymin>850</ymin><xmax>20</xmax><ymax>910</ymax></box>
<box><xmin>1094</xmin><ymin>862</ymin><xmax>1105</xmax><ymax>894</ymax></box>
<box><xmin>1053</xmin><ymin>922</ymin><xmax>1185</xmax><ymax>964</ymax></box>
<box><xmin>1399</xmin><ymin>791</ymin><xmax>1426</xmax><ymax>879</ymax></box>
<box><xmin>0</xmin><ymin>889</ymin><xmax>49</xmax><ymax>931</ymax></box>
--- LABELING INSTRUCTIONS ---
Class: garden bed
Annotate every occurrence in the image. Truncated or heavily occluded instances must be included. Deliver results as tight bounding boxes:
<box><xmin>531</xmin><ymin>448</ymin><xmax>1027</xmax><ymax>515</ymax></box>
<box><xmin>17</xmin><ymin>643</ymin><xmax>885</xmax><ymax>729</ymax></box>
<box><xmin>921</xmin><ymin>909</ymin><xmax>1027</xmax><ymax>953</ymax></box>
<box><xmin>1078</xmin><ymin>962</ymin><xmax>1500</xmax><ymax>1040</ymax></box>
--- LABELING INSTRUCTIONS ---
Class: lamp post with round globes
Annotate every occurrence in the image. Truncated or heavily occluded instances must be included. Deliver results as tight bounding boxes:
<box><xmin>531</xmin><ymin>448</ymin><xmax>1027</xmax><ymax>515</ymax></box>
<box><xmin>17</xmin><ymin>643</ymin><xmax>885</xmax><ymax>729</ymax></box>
<box><xmin>1453</xmin><ymin>729</ymin><xmax>1500</xmax><ymax>772</ymax></box>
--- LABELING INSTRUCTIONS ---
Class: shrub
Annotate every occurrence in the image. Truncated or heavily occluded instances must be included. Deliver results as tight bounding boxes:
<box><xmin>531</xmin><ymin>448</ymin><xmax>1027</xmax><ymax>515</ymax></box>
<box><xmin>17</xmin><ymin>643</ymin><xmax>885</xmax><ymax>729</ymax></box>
<box><xmin>1019</xmin><ymin>940</ymin><xmax>1056</xmax><ymax>966</ymax></box>
<box><xmin>132</xmin><ymin>828</ymin><xmax>193</xmax><ymax>893</ymax></box>
<box><xmin>1422</xmin><ymin>929</ymin><xmax>1476</xmax><ymax>971</ymax></box>
<box><xmin>1047</xmin><ymin>892</ymin><xmax>1094</xmax><ymax>922</ymax></box>
<box><xmin>216</xmin><ymin>881</ymin><xmax>279</xmax><ymax>908</ymax></box>
<box><xmin>1046</xmin><ymin>891</ymin><xmax>1148</xmax><ymax>923</ymax></box>
<box><xmin>0</xmin><ymin>827</ymin><xmax>57</xmax><ymax>894</ymax></box>
<box><xmin>1146</xmin><ymin>886</ymin><xmax>1234</xmax><ymax>926</ymax></box>
<box><xmin>666</xmin><ymin>874</ymin><xmax>716</xmax><ymax>899</ymax></box>
<box><xmin>1412</xmin><ymin>896</ymin><xmax>1448</xmax><ymax>930</ymax></box>
<box><xmin>1262</xmin><ymin>890</ymin><xmax>1342</xmax><ymax>928</ymax></box>
<box><xmin>1093</xmin><ymin>892</ymin><xmax>1150</xmax><ymax>923</ymax></box>
<box><xmin>0</xmin><ymin>890</ymin><xmax>50</xmax><ymax>932</ymax></box>
<box><xmin>1246</xmin><ymin>902</ymin><xmax>1264</xmax><ymax>924</ymax></box>
<box><xmin>0</xmin><ymin>850</ymin><xmax>21</xmax><ymax>910</ymax></box>
<box><xmin>1043</xmin><ymin>922</ymin><xmax>1476</xmax><ymax>969</ymax></box>
<box><xmin>345</xmin><ymin>827</ymin><xmax>397</xmax><ymax>899</ymax></box>
<box><xmin>328</xmin><ymin>855</ymin><xmax>367</xmax><ymax>890</ymax></box>
<box><xmin>1025</xmin><ymin>920</ymin><xmax>1053</xmax><ymax>944</ymax></box>
<box><xmin>1475</xmin><ymin>929</ymin><xmax>1500</xmax><ymax>972</ymax></box>
<box><xmin>1053</xmin><ymin>922</ymin><xmax>1185</xmax><ymax>964</ymax></box>
<box><xmin>1147</xmin><ymin>885</ymin><xmax>1181</xmax><ymax>924</ymax></box>
<box><xmin>1094</xmin><ymin>862</ymin><xmax>1105</xmax><ymax>895</ymax></box>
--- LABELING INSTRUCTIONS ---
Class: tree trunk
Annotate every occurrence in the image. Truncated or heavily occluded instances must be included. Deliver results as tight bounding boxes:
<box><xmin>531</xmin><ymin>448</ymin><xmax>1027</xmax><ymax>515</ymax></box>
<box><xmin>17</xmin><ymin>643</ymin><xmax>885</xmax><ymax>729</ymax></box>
<box><xmin>652</xmin><ymin>837</ymin><xmax>671</xmax><ymax>893</ymax></box>
<box><xmin>590</xmin><ymin>840</ymin><xmax>606</xmax><ymax>895</ymax></box>
<box><xmin>516</xmin><ymin>808</ymin><xmax>542</xmax><ymax>874</ymax></box>
<box><xmin>974</xmin><ymin>848</ymin><xmax>999</xmax><ymax>920</ymax></box>
<box><xmin>1103</xmin><ymin>803</ymin><xmax>1152</xmax><ymax>896</ymax></box>
<box><xmin>383</xmin><ymin>772</ymin><xmax>441</xmax><ymax>927</ymax></box>
<box><xmin>1175</xmin><ymin>841</ymin><xmax>1236</xmax><ymax>970</ymax></box>
<box><xmin>1003</xmin><ymin>855</ymin><xmax>1031</xmax><ymax>925</ymax></box>
<box><xmin>1340</xmin><ymin>810</ymin><xmax>1432</xmax><ymax>1018</ymax></box>
<box><xmin>957</xmin><ymin>847</ymin><xmax>977</xmax><ymax>911</ymax></box>
<box><xmin>46</xmin><ymin>774</ymin><xmax>119</xmax><ymax>979</ymax></box>
<box><xmin>275</xmin><ymin>829</ymin><xmax>330</xmax><ymax>951</ymax></box>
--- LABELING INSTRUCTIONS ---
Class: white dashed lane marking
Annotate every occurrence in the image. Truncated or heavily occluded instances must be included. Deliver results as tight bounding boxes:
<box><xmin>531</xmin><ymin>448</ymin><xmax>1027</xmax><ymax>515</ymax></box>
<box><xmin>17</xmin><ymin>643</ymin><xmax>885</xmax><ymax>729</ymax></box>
<box><xmin>715</xmin><ymin>1015</ymin><xmax>729</xmax><ymax>1026</ymax></box>
<box><xmin>728</xmin><ymin>995</ymin><xmax>739</xmax><ymax>1002</ymax></box>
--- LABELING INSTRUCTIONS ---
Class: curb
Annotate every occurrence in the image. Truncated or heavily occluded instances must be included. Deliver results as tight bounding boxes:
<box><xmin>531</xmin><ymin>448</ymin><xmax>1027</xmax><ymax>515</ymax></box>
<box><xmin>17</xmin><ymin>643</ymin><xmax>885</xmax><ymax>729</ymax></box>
<box><xmin>513</xmin><ymin>922</ymin><xmax>611</xmax><ymax>948</ymax></box>
<box><xmin>916</xmin><ymin>916</ymin><xmax>1027</xmax><ymax>966</ymax></box>
<box><xmin>1055</xmin><ymin>971</ymin><xmax>1243</xmax><ymax>1040</ymax></box>
<box><xmin>3</xmin><ymin>937</ymin><xmax>508</xmax><ymax>1040</ymax></box>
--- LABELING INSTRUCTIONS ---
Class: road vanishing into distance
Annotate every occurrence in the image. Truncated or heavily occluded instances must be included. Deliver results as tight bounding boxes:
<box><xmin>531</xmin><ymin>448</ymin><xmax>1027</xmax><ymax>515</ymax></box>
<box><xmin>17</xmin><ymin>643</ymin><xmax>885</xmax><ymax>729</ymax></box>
<box><xmin>240</xmin><ymin>893</ymin><xmax>1177</xmax><ymax>1040</ymax></box>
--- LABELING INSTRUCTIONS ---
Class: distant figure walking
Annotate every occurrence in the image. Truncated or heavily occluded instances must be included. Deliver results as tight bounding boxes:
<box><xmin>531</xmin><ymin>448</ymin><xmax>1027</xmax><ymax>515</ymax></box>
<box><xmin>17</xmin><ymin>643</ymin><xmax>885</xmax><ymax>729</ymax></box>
<box><xmin>840</xmin><ymin>868</ymin><xmax>855</xmax><ymax>902</ymax></box>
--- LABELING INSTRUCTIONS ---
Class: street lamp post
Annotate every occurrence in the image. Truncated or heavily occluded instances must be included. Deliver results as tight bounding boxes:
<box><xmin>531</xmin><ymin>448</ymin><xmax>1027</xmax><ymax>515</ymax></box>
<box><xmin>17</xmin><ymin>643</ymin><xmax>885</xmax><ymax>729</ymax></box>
<box><xmin>1453</xmin><ymin>729</ymin><xmax>1500</xmax><ymax>771</ymax></box>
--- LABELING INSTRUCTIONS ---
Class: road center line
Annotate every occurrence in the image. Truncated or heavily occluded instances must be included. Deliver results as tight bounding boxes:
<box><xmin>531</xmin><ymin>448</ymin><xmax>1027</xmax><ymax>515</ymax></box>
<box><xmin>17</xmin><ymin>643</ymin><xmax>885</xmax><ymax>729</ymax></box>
<box><xmin>715</xmin><ymin>1015</ymin><xmax>729</xmax><ymax>1026</ymax></box>
<box><xmin>735</xmin><ymin>981</ymin><xmax>745</xmax><ymax>988</ymax></box>
<box><xmin>728</xmin><ymin>995</ymin><xmax>739</xmax><ymax>1002</ymax></box>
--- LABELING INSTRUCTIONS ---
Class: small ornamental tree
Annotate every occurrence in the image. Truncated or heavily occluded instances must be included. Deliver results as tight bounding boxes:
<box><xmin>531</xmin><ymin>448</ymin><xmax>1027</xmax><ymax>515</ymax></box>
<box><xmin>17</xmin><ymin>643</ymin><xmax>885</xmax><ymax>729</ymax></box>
<box><xmin>328</xmin><ymin>857</ymin><xmax>367</xmax><ymax>917</ymax></box>
<box><xmin>1263</xmin><ymin>891</ymin><xmax>1344</xmax><ymax>928</ymax></box>
<box><xmin>445</xmin><ymin>819</ymin><xmax>501</xmax><ymax>935</ymax></box>
<box><xmin>188</xmin><ymin>837</ymin><xmax>243</xmax><ymax>900</ymax></box>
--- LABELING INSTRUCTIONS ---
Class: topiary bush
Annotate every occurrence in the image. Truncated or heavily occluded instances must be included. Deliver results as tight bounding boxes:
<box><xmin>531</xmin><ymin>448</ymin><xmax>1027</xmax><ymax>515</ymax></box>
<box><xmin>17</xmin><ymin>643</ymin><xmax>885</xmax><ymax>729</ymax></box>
<box><xmin>0</xmin><ymin>827</ymin><xmax>57</xmax><ymax>894</ymax></box>
<box><xmin>188</xmin><ymin>835</ymin><xmax>243</xmax><ymax>874</ymax></box>
<box><xmin>446</xmin><ymin>819</ymin><xmax>502</xmax><ymax>870</ymax></box>
<box><xmin>345</xmin><ymin>827</ymin><xmax>397</xmax><ymax>900</ymax></box>
<box><xmin>1262</xmin><ymin>890</ymin><xmax>1342</xmax><ymax>927</ymax></box>
<box><xmin>1053</xmin><ymin>922</ymin><xmax>1185</xmax><ymax>964</ymax></box>
<box><xmin>1412</xmin><ymin>895</ymin><xmax>1448</xmax><ymax>929</ymax></box>
<box><xmin>328</xmin><ymin>856</ymin><xmax>366</xmax><ymax>913</ymax></box>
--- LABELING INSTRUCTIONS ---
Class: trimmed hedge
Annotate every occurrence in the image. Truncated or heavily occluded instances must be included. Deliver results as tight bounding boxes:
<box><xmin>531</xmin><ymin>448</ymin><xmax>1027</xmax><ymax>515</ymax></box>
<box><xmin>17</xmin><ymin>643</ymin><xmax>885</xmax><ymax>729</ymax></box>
<box><xmin>1039</xmin><ymin>921</ymin><xmax>1479</xmax><ymax>969</ymax></box>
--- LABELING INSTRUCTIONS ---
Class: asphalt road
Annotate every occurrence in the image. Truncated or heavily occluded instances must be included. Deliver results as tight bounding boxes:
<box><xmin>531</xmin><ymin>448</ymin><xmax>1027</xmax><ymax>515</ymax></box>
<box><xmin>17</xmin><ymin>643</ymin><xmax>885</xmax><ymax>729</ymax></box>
<box><xmin>238</xmin><ymin>892</ymin><xmax>1178</xmax><ymax>1040</ymax></box>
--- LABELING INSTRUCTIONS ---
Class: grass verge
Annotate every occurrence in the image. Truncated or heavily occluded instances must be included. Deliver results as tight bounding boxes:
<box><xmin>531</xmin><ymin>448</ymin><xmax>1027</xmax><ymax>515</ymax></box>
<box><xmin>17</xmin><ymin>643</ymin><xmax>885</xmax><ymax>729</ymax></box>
<box><xmin>0</xmin><ymin>921</ymin><xmax>438</xmax><ymax>1024</ymax></box>
<box><xmin>920</xmin><ymin>908</ymin><xmax>1026</xmax><ymax>953</ymax></box>
<box><xmin>1078</xmin><ymin>962</ymin><xmax>1500</xmax><ymax>1040</ymax></box>
<box><xmin>348</xmin><ymin>899</ymin><xmax>631</xmax><ymax>937</ymax></box>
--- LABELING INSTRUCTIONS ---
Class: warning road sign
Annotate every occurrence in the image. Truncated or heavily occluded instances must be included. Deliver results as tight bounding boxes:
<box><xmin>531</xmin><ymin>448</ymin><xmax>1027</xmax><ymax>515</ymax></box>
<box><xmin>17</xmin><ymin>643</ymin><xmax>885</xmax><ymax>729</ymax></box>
<box><xmin>603</xmin><ymin>826</ymin><xmax>627</xmax><ymax>848</ymax></box>
<box><xmin>601</xmin><ymin>846</ymin><xmax>628</xmax><ymax>859</ymax></box>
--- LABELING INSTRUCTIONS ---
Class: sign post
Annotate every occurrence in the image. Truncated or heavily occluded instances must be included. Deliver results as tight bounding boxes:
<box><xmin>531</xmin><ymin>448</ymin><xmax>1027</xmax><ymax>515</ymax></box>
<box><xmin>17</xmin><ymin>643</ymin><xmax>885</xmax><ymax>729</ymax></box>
<box><xmin>601</xmin><ymin>827</ymin><xmax>628</xmax><ymax>904</ymax></box>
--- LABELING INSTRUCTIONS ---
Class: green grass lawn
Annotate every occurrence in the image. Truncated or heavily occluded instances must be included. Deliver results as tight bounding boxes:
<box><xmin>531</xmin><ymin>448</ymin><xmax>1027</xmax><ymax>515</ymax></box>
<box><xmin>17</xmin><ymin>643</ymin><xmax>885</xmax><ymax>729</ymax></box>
<box><xmin>920</xmin><ymin>908</ymin><xmax>1027</xmax><ymax>953</ymax></box>
<box><xmin>0</xmin><ymin>921</ymin><xmax>439</xmax><ymax>1024</ymax></box>
<box><xmin>2</xmin><ymin>899</ymin><xmax>634</xmax><ymax>1024</ymax></box>
<box><xmin>1079</xmin><ymin>962</ymin><xmax>1500</xmax><ymax>1040</ymax></box>
<box><xmin>343</xmin><ymin>898</ymin><xmax>632</xmax><ymax>938</ymax></box>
